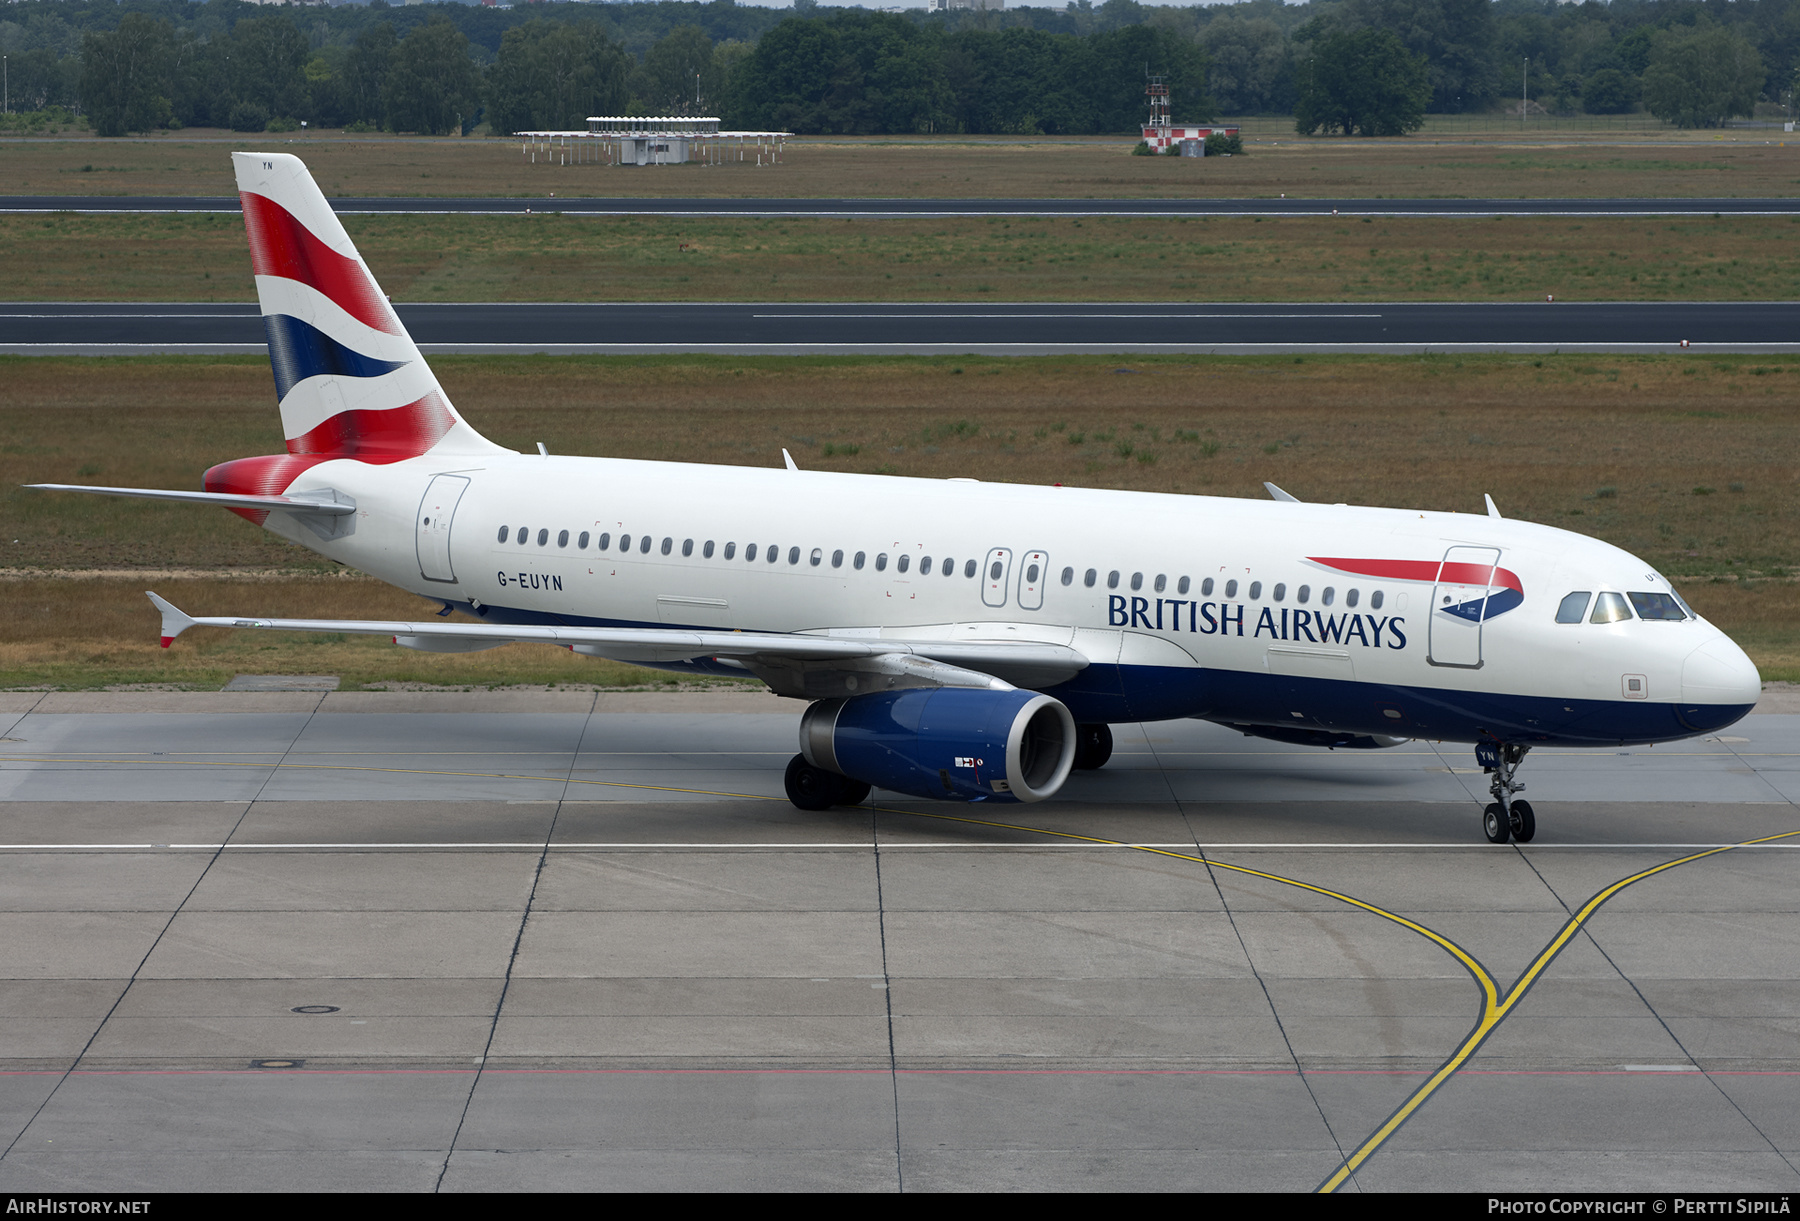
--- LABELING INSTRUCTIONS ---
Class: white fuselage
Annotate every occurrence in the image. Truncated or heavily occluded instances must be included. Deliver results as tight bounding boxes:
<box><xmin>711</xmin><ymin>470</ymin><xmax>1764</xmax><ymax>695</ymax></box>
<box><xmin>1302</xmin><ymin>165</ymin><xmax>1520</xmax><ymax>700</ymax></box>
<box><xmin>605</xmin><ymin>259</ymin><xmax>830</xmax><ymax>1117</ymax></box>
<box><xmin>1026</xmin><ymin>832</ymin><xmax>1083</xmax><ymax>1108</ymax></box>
<box><xmin>257</xmin><ymin>450</ymin><xmax>1760</xmax><ymax>748</ymax></box>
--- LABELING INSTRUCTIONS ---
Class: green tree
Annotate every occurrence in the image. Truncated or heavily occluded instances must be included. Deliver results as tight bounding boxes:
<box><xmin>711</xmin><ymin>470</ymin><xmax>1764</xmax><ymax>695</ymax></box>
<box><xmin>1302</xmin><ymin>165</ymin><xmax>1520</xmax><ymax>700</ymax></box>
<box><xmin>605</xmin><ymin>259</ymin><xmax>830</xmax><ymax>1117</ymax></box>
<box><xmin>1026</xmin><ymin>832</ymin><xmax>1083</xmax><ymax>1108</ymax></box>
<box><xmin>229</xmin><ymin>14</ymin><xmax>308</xmax><ymax>123</ymax></box>
<box><xmin>486</xmin><ymin>19</ymin><xmax>629</xmax><ymax>135</ymax></box>
<box><xmin>79</xmin><ymin>14</ymin><xmax>173</xmax><ymax>137</ymax></box>
<box><xmin>1342</xmin><ymin>0</ymin><xmax>1494</xmax><ymax>113</ymax></box>
<box><xmin>1582</xmin><ymin>67</ymin><xmax>1638</xmax><ymax>115</ymax></box>
<box><xmin>1295</xmin><ymin>27</ymin><xmax>1430</xmax><ymax>136</ymax></box>
<box><xmin>1641</xmin><ymin>25</ymin><xmax>1764</xmax><ymax>129</ymax></box>
<box><xmin>383</xmin><ymin>17</ymin><xmax>479</xmax><ymax>136</ymax></box>
<box><xmin>344</xmin><ymin>23</ymin><xmax>397</xmax><ymax>128</ymax></box>
<box><xmin>635</xmin><ymin>25</ymin><xmax>716</xmax><ymax>113</ymax></box>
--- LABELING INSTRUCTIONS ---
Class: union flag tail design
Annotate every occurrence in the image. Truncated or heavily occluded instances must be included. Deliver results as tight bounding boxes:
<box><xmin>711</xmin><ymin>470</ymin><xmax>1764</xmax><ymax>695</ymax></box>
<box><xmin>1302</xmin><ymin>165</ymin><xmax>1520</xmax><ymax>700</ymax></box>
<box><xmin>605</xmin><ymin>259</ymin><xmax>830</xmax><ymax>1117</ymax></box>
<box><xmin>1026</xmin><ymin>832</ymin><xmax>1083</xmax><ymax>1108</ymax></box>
<box><xmin>230</xmin><ymin>152</ymin><xmax>504</xmax><ymax>468</ymax></box>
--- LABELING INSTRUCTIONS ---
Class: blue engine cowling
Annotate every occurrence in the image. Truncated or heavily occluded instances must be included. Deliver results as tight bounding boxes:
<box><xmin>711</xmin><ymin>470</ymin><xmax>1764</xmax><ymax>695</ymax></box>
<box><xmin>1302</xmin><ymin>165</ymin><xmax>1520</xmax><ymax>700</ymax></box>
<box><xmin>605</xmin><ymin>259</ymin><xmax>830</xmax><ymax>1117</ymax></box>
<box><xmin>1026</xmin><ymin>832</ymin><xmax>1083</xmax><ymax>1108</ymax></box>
<box><xmin>800</xmin><ymin>688</ymin><xmax>1077</xmax><ymax>804</ymax></box>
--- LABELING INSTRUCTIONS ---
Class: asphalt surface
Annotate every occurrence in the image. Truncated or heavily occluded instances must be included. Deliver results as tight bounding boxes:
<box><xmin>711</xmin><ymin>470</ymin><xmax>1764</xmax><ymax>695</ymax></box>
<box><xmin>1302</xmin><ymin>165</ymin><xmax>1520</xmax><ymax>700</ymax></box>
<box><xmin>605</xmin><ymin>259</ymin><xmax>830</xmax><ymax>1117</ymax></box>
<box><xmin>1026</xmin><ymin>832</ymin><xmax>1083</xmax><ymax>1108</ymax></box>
<box><xmin>7</xmin><ymin>195</ymin><xmax>1800</xmax><ymax>217</ymax></box>
<box><xmin>4</xmin><ymin>300</ymin><xmax>1794</xmax><ymax>356</ymax></box>
<box><xmin>0</xmin><ymin>687</ymin><xmax>1795</xmax><ymax>1192</ymax></box>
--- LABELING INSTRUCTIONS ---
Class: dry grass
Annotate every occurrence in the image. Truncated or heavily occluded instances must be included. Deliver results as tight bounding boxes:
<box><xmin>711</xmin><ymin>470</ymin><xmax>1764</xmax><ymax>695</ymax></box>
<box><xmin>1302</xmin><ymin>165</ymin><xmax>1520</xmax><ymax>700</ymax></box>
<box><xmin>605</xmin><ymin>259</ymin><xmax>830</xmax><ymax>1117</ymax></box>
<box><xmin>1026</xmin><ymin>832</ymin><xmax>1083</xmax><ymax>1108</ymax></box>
<box><xmin>7</xmin><ymin>352</ymin><xmax>1797</xmax><ymax>684</ymax></box>
<box><xmin>6</xmin><ymin>132</ymin><xmax>1799</xmax><ymax>201</ymax></box>
<box><xmin>5</xmin><ymin>211</ymin><xmax>1796</xmax><ymax>304</ymax></box>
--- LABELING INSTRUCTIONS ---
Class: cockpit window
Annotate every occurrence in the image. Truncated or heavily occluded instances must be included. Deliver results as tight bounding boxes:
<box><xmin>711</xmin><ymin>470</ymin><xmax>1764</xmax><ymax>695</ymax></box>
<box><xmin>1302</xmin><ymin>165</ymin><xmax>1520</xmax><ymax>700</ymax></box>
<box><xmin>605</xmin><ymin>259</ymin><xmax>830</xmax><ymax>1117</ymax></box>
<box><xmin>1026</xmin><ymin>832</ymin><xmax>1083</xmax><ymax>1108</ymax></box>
<box><xmin>1590</xmin><ymin>591</ymin><xmax>1632</xmax><ymax>624</ymax></box>
<box><xmin>1556</xmin><ymin>592</ymin><xmax>1591</xmax><ymax>624</ymax></box>
<box><xmin>1628</xmin><ymin>591</ymin><xmax>1687</xmax><ymax>621</ymax></box>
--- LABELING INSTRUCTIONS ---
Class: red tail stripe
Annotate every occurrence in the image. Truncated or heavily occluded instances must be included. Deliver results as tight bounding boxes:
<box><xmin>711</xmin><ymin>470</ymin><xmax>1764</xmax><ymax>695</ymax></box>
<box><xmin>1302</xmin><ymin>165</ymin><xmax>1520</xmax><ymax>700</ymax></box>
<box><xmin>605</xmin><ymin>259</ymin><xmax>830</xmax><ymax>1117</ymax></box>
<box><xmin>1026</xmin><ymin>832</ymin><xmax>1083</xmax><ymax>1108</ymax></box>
<box><xmin>286</xmin><ymin>393</ymin><xmax>455</xmax><ymax>461</ymax></box>
<box><xmin>1310</xmin><ymin>556</ymin><xmax>1523</xmax><ymax>593</ymax></box>
<box><xmin>203</xmin><ymin>453</ymin><xmax>334</xmax><ymax>522</ymax></box>
<box><xmin>240</xmin><ymin>192</ymin><xmax>400</xmax><ymax>337</ymax></box>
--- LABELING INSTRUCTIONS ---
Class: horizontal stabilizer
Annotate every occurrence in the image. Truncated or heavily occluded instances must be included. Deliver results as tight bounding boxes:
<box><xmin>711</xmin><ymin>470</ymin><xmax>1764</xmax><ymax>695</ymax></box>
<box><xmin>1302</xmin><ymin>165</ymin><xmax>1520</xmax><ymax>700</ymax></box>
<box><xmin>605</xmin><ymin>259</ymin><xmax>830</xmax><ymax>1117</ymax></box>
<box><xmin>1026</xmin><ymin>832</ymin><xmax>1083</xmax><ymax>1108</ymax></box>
<box><xmin>29</xmin><ymin>484</ymin><xmax>356</xmax><ymax>516</ymax></box>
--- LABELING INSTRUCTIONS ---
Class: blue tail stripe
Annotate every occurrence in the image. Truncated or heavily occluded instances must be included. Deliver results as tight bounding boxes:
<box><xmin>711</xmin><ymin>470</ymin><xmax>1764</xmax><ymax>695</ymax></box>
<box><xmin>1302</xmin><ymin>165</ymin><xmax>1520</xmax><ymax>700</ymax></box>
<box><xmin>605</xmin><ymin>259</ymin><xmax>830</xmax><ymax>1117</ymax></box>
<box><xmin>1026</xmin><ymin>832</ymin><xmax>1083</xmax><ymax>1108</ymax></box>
<box><xmin>264</xmin><ymin>313</ymin><xmax>408</xmax><ymax>401</ymax></box>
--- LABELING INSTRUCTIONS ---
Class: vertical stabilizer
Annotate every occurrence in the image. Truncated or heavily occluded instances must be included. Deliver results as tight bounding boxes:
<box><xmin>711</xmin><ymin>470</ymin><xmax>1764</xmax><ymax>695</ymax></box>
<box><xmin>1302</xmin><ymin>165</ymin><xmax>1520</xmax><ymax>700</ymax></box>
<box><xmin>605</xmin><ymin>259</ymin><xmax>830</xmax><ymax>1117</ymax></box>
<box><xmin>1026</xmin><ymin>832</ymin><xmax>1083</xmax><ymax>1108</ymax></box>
<box><xmin>231</xmin><ymin>152</ymin><xmax>505</xmax><ymax>463</ymax></box>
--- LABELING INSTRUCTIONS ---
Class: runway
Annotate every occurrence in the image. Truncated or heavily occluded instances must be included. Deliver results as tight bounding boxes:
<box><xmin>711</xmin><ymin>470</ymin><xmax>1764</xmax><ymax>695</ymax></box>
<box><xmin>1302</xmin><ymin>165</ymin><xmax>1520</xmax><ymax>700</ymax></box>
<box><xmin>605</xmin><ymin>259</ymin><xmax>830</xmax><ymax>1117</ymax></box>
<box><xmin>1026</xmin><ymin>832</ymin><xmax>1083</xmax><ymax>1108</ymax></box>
<box><xmin>7</xmin><ymin>195</ymin><xmax>1800</xmax><ymax>218</ymax></box>
<box><xmin>0</xmin><ymin>687</ymin><xmax>1795</xmax><ymax>1192</ymax></box>
<box><xmin>4</xmin><ymin>300</ymin><xmax>1793</xmax><ymax>356</ymax></box>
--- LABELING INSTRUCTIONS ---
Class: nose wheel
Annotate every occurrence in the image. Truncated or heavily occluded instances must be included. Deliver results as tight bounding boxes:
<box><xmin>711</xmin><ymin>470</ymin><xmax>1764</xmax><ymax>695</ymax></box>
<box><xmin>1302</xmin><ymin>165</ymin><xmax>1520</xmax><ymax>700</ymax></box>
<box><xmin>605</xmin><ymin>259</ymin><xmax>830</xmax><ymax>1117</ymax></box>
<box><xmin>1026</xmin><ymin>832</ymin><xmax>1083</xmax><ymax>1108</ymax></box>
<box><xmin>1476</xmin><ymin>741</ymin><xmax>1535</xmax><ymax>844</ymax></box>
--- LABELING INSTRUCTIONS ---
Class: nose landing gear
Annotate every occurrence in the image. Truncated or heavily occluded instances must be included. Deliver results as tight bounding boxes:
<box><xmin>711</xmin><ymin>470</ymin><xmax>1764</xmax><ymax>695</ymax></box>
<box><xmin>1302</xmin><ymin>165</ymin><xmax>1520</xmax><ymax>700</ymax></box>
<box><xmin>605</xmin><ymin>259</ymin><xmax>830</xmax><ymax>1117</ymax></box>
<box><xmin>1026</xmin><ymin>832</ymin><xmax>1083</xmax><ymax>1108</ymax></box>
<box><xmin>1477</xmin><ymin>741</ymin><xmax>1536</xmax><ymax>844</ymax></box>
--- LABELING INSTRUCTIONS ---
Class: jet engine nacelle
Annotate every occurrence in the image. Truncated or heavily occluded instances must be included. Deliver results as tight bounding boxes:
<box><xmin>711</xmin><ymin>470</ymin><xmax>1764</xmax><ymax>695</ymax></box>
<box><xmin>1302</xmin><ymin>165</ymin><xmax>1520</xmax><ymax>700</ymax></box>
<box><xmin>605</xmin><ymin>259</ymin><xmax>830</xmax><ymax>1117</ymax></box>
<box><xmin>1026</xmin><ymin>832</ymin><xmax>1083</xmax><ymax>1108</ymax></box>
<box><xmin>801</xmin><ymin>688</ymin><xmax>1077</xmax><ymax>804</ymax></box>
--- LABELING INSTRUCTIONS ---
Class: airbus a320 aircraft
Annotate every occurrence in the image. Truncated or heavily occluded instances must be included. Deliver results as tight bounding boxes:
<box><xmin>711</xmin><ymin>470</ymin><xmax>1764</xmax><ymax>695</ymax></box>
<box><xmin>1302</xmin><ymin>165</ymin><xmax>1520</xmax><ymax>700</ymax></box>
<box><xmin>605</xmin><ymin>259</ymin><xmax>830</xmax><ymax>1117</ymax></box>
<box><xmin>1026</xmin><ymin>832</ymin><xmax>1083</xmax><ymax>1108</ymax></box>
<box><xmin>31</xmin><ymin>153</ymin><xmax>1761</xmax><ymax>843</ymax></box>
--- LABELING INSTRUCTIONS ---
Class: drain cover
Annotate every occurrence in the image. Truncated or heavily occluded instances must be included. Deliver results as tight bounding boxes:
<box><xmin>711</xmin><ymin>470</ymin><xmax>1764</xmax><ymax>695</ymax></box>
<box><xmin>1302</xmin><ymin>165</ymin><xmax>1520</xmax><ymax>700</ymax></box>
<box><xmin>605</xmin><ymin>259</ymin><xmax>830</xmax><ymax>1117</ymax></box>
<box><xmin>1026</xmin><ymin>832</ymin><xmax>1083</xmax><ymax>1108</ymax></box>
<box><xmin>291</xmin><ymin>1005</ymin><xmax>339</xmax><ymax>1015</ymax></box>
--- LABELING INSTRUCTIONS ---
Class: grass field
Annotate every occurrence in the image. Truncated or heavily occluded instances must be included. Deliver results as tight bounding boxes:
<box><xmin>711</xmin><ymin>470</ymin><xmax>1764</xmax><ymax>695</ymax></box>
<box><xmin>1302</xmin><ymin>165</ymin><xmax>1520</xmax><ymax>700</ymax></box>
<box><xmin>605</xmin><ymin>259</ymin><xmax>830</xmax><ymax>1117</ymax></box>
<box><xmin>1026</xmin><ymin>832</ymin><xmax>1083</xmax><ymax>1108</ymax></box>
<box><xmin>5</xmin><ymin>352</ymin><xmax>1797</xmax><ymax>686</ymax></box>
<box><xmin>6</xmin><ymin>212</ymin><xmax>1796</xmax><ymax>303</ymax></box>
<box><xmin>6</xmin><ymin>131</ymin><xmax>1800</xmax><ymax>200</ymax></box>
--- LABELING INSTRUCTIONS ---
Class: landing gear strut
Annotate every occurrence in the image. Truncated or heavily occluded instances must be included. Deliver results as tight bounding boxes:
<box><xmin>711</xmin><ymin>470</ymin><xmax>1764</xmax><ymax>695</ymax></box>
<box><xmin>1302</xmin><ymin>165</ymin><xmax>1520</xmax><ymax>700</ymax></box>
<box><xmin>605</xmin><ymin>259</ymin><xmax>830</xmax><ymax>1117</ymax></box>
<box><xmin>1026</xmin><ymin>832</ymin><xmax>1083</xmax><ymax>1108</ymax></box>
<box><xmin>1477</xmin><ymin>741</ymin><xmax>1535</xmax><ymax>844</ymax></box>
<box><xmin>784</xmin><ymin>755</ymin><xmax>871</xmax><ymax>811</ymax></box>
<box><xmin>1073</xmin><ymin>723</ymin><xmax>1113</xmax><ymax>771</ymax></box>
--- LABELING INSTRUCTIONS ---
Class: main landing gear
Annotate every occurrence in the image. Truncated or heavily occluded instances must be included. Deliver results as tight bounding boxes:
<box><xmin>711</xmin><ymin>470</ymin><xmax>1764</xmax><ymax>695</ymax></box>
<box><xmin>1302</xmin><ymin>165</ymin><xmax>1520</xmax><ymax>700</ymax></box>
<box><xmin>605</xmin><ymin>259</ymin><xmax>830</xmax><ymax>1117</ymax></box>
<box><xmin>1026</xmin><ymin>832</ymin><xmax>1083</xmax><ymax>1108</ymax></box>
<box><xmin>1073</xmin><ymin>723</ymin><xmax>1113</xmax><ymax>771</ymax></box>
<box><xmin>784</xmin><ymin>755</ymin><xmax>872</xmax><ymax>811</ymax></box>
<box><xmin>1477</xmin><ymin>740</ymin><xmax>1535</xmax><ymax>844</ymax></box>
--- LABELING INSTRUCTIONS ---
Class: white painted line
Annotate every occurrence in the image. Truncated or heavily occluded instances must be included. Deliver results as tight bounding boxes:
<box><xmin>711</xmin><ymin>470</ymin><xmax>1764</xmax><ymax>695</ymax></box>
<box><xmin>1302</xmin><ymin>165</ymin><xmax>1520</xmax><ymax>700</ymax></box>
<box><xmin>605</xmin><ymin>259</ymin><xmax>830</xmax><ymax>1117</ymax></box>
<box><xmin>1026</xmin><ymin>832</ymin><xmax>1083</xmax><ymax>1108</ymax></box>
<box><xmin>0</xmin><ymin>841</ymin><xmax>1792</xmax><ymax>852</ymax></box>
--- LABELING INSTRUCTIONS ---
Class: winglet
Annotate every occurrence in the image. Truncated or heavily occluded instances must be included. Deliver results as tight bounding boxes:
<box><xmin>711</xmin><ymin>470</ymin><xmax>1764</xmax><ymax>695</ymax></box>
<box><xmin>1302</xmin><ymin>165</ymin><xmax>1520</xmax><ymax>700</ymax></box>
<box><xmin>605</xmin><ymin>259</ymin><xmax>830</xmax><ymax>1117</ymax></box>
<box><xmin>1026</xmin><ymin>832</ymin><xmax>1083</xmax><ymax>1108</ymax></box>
<box><xmin>1264</xmin><ymin>482</ymin><xmax>1299</xmax><ymax>503</ymax></box>
<box><xmin>782</xmin><ymin>448</ymin><xmax>799</xmax><ymax>471</ymax></box>
<box><xmin>1484</xmin><ymin>493</ymin><xmax>1502</xmax><ymax>519</ymax></box>
<box><xmin>145</xmin><ymin>591</ymin><xmax>197</xmax><ymax>649</ymax></box>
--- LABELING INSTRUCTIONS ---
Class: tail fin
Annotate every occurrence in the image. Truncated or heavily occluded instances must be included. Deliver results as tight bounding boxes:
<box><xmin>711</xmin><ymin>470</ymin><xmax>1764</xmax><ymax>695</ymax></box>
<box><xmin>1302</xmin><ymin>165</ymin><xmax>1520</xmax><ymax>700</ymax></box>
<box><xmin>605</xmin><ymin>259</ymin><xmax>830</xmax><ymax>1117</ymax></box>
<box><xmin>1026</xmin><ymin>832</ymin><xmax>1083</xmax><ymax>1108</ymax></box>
<box><xmin>232</xmin><ymin>152</ymin><xmax>505</xmax><ymax>464</ymax></box>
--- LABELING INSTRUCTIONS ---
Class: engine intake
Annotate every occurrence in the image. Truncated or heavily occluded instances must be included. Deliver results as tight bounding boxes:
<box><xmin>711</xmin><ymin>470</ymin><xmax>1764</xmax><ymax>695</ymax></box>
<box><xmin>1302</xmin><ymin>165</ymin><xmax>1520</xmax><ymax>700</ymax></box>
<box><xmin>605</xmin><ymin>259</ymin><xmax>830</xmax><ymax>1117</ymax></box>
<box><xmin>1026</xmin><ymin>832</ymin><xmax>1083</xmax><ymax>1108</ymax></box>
<box><xmin>801</xmin><ymin>688</ymin><xmax>1077</xmax><ymax>804</ymax></box>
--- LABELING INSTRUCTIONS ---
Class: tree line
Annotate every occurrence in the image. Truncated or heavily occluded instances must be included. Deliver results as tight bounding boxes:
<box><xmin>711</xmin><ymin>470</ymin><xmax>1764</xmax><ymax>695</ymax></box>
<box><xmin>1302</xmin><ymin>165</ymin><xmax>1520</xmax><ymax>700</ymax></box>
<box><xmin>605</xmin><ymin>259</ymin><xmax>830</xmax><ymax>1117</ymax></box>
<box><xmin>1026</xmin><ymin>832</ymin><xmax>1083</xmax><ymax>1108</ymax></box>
<box><xmin>2</xmin><ymin>0</ymin><xmax>1792</xmax><ymax>138</ymax></box>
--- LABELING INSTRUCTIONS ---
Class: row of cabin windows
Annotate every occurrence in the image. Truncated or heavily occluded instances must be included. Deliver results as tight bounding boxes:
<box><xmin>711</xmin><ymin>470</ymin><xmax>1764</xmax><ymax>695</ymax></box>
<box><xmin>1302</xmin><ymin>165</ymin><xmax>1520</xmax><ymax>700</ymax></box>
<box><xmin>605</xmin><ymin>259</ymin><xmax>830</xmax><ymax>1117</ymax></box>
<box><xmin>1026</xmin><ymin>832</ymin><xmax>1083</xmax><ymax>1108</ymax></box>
<box><xmin>1059</xmin><ymin>566</ymin><xmax>1384</xmax><ymax>609</ymax></box>
<box><xmin>494</xmin><ymin>524</ymin><xmax>985</xmax><ymax>577</ymax></box>
<box><xmin>491</xmin><ymin>525</ymin><xmax>1387</xmax><ymax>608</ymax></box>
<box><xmin>1555</xmin><ymin>590</ymin><xmax>1690</xmax><ymax>624</ymax></box>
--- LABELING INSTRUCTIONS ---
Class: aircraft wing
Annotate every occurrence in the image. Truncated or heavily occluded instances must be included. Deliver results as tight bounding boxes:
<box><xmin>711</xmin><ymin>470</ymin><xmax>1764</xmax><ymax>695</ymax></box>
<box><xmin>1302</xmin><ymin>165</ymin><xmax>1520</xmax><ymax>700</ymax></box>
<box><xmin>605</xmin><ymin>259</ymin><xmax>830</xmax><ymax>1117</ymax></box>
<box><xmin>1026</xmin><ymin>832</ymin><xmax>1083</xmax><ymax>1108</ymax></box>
<box><xmin>146</xmin><ymin>592</ymin><xmax>1089</xmax><ymax>694</ymax></box>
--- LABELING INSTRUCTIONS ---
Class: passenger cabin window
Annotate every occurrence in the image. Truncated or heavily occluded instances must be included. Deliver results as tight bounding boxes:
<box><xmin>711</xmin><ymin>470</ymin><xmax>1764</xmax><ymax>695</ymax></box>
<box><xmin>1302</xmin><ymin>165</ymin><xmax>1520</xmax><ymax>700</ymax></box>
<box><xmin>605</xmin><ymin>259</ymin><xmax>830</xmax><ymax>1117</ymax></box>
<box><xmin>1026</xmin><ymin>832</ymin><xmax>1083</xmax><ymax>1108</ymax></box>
<box><xmin>1130</xmin><ymin>573</ymin><xmax>1143</xmax><ymax>591</ymax></box>
<box><xmin>1556</xmin><ymin>592</ymin><xmax>1592</xmax><ymax>624</ymax></box>
<box><xmin>598</xmin><ymin>533</ymin><xmax>611</xmax><ymax>551</ymax></box>
<box><xmin>1370</xmin><ymin>591</ymin><xmax>1384</xmax><ymax>610</ymax></box>
<box><xmin>1177</xmin><ymin>576</ymin><xmax>1190</xmax><ymax>595</ymax></box>
<box><xmin>746</xmin><ymin>544</ymin><xmax>758</xmax><ymax>561</ymax></box>
<box><xmin>1248</xmin><ymin>581</ymin><xmax>1262</xmax><ymax>600</ymax></box>
<box><xmin>1298</xmin><ymin>585</ymin><xmax>1311</xmax><ymax>604</ymax></box>
<box><xmin>768</xmin><ymin>545</ymin><xmax>780</xmax><ymax>564</ymax></box>
<box><xmin>661</xmin><ymin>537</ymin><xmax>673</xmax><ymax>556</ymax></box>
<box><xmin>1201</xmin><ymin>578</ymin><xmax>1214</xmax><ymax>596</ymax></box>
<box><xmin>898</xmin><ymin>555</ymin><xmax>910</xmax><ymax>573</ymax></box>
<box><xmin>682</xmin><ymin>539</ymin><xmax>694</xmax><ymax>557</ymax></box>
<box><xmin>724</xmin><ymin>542</ymin><xmax>736</xmax><ymax>559</ymax></box>
<box><xmin>788</xmin><ymin>547</ymin><xmax>800</xmax><ymax>565</ymax></box>
<box><xmin>619</xmin><ymin>534</ymin><xmax>631</xmax><ymax>552</ymax></box>
<box><xmin>639</xmin><ymin>535</ymin><xmax>652</xmax><ymax>554</ymax></box>
<box><xmin>854</xmin><ymin>551</ymin><xmax>865</xmax><ymax>570</ymax></box>
<box><xmin>558</xmin><ymin>530</ymin><xmax>570</xmax><ymax>548</ymax></box>
<box><xmin>811</xmin><ymin>548</ymin><xmax>823</xmax><ymax>567</ymax></box>
<box><xmin>1591</xmin><ymin>592</ymin><xmax>1632</xmax><ymax>624</ymax></box>
<box><xmin>1320</xmin><ymin>587</ymin><xmax>1333</xmax><ymax>606</ymax></box>
<box><xmin>1272</xmin><ymin>583</ymin><xmax>1286</xmax><ymax>602</ymax></box>
<box><xmin>1025</xmin><ymin>561</ymin><xmax>1040</xmax><ymax>583</ymax></box>
<box><xmin>1153</xmin><ymin>574</ymin><xmax>1166</xmax><ymax>593</ymax></box>
<box><xmin>1345</xmin><ymin>589</ymin><xmax>1357</xmax><ymax>607</ymax></box>
<box><xmin>1061</xmin><ymin>567</ymin><xmax>1074</xmax><ymax>586</ymax></box>
<box><xmin>921</xmin><ymin>557</ymin><xmax>933</xmax><ymax>575</ymax></box>
<box><xmin>1628</xmin><ymin>591</ymin><xmax>1687</xmax><ymax>621</ymax></box>
<box><xmin>704</xmin><ymin>541</ymin><xmax>715</xmax><ymax>558</ymax></box>
<box><xmin>1224</xmin><ymin>580</ymin><xmax>1237</xmax><ymax>597</ymax></box>
<box><xmin>876</xmin><ymin>554</ymin><xmax>888</xmax><ymax>572</ymax></box>
<box><xmin>518</xmin><ymin>527</ymin><xmax>529</xmax><ymax>546</ymax></box>
<box><xmin>941</xmin><ymin>556</ymin><xmax>953</xmax><ymax>576</ymax></box>
<box><xmin>1107</xmin><ymin>571</ymin><xmax>1120</xmax><ymax>590</ymax></box>
<box><xmin>497</xmin><ymin>526</ymin><xmax>509</xmax><ymax>543</ymax></box>
<box><xmin>832</xmin><ymin>550</ymin><xmax>844</xmax><ymax>568</ymax></box>
<box><xmin>964</xmin><ymin>559</ymin><xmax>977</xmax><ymax>578</ymax></box>
<box><xmin>537</xmin><ymin>529</ymin><xmax>549</xmax><ymax>547</ymax></box>
<box><xmin>578</xmin><ymin>531</ymin><xmax>590</xmax><ymax>549</ymax></box>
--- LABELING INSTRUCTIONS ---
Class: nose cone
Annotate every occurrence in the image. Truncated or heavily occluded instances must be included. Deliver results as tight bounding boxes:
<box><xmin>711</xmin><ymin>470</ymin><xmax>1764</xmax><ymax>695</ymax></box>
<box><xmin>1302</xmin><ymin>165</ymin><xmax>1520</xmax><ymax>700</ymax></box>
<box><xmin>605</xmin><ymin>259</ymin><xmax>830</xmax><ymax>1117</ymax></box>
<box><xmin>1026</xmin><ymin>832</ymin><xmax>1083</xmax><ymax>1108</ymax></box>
<box><xmin>1682</xmin><ymin>636</ymin><xmax>1761</xmax><ymax>710</ymax></box>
